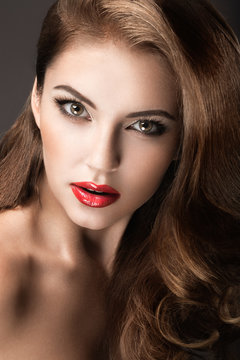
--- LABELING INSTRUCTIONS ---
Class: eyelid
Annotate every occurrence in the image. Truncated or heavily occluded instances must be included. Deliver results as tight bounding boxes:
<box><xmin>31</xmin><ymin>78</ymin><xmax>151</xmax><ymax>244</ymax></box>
<box><xmin>129</xmin><ymin>117</ymin><xmax>166</xmax><ymax>125</ymax></box>
<box><xmin>54</xmin><ymin>96</ymin><xmax>86</xmax><ymax>107</ymax></box>
<box><xmin>127</xmin><ymin>117</ymin><xmax>166</xmax><ymax>129</ymax></box>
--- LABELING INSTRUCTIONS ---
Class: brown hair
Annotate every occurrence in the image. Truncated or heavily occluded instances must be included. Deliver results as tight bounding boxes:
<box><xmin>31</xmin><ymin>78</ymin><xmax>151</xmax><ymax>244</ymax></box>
<box><xmin>0</xmin><ymin>0</ymin><xmax>240</xmax><ymax>358</ymax></box>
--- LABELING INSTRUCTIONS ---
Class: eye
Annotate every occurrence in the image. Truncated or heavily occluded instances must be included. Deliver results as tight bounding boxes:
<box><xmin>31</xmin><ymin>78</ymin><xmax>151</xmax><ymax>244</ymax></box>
<box><xmin>54</xmin><ymin>98</ymin><xmax>91</xmax><ymax>120</ymax></box>
<box><xmin>68</xmin><ymin>103</ymin><xmax>86</xmax><ymax>116</ymax></box>
<box><xmin>128</xmin><ymin>119</ymin><xmax>167</xmax><ymax>136</ymax></box>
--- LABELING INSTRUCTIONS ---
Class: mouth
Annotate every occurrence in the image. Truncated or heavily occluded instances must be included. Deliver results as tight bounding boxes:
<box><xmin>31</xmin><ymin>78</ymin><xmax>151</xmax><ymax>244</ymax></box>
<box><xmin>70</xmin><ymin>182</ymin><xmax>120</xmax><ymax>208</ymax></box>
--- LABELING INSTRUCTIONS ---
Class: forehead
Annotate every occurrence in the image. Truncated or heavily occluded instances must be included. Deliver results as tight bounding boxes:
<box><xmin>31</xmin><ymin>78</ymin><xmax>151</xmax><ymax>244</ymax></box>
<box><xmin>44</xmin><ymin>40</ymin><xmax>178</xmax><ymax>115</ymax></box>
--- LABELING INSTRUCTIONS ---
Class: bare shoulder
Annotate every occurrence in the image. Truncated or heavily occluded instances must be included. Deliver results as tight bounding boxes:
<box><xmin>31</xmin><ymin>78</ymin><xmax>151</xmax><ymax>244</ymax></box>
<box><xmin>0</xmin><ymin>208</ymin><xmax>33</xmax><ymax>313</ymax></box>
<box><xmin>0</xmin><ymin>206</ymin><xmax>31</xmax><ymax>240</ymax></box>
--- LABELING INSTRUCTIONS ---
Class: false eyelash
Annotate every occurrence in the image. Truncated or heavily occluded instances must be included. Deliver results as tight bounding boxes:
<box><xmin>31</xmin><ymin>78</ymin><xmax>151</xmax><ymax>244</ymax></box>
<box><xmin>54</xmin><ymin>96</ymin><xmax>80</xmax><ymax>109</ymax></box>
<box><xmin>53</xmin><ymin>97</ymin><xmax>167</xmax><ymax>136</ymax></box>
<box><xmin>53</xmin><ymin>97</ymin><xmax>91</xmax><ymax>119</ymax></box>
<box><xmin>54</xmin><ymin>95</ymin><xmax>80</xmax><ymax>104</ymax></box>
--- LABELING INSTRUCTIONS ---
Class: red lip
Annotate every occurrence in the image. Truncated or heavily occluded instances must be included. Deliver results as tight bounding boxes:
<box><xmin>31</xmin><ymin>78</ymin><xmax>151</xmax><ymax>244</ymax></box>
<box><xmin>70</xmin><ymin>182</ymin><xmax>120</xmax><ymax>208</ymax></box>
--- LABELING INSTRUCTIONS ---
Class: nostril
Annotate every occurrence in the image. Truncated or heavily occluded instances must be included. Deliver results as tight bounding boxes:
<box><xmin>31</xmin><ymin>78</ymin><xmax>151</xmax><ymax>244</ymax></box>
<box><xmin>85</xmin><ymin>146</ymin><xmax>120</xmax><ymax>172</ymax></box>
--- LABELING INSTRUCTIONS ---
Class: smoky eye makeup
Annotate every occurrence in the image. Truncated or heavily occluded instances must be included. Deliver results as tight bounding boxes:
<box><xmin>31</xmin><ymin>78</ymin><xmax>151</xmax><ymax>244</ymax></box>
<box><xmin>53</xmin><ymin>96</ymin><xmax>169</xmax><ymax>136</ymax></box>
<box><xmin>127</xmin><ymin>118</ymin><xmax>168</xmax><ymax>136</ymax></box>
<box><xmin>53</xmin><ymin>96</ymin><xmax>92</xmax><ymax>120</ymax></box>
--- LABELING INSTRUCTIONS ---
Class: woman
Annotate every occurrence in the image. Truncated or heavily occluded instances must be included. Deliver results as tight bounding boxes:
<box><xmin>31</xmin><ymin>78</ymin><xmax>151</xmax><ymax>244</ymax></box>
<box><xmin>0</xmin><ymin>0</ymin><xmax>239</xmax><ymax>359</ymax></box>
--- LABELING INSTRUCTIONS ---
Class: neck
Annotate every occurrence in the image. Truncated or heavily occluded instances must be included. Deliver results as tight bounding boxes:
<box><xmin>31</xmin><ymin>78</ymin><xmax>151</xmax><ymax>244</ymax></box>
<box><xmin>81</xmin><ymin>219</ymin><xmax>128</xmax><ymax>273</ymax></box>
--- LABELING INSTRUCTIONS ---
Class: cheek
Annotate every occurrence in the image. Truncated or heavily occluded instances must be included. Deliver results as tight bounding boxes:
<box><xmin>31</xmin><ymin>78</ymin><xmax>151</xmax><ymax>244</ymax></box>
<box><xmin>41</xmin><ymin>126</ymin><xmax>68</xmax><ymax>168</ymax></box>
<box><xmin>123</xmin><ymin>136</ymin><xmax>177</xmax><ymax>203</ymax></box>
<box><xmin>39</xmin><ymin>104</ymin><xmax>65</xmax><ymax>158</ymax></box>
<box><xmin>39</xmin><ymin>114</ymin><xmax>86</xmax><ymax>168</ymax></box>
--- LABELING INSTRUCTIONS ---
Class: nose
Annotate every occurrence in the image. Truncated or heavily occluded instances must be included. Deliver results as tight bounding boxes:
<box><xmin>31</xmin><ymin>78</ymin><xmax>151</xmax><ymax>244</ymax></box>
<box><xmin>85</xmin><ymin>125</ymin><xmax>121</xmax><ymax>174</ymax></box>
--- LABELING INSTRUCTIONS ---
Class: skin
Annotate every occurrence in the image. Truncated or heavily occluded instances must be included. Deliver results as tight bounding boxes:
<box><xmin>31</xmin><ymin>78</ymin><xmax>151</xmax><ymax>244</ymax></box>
<box><xmin>0</xmin><ymin>40</ymin><xmax>179</xmax><ymax>359</ymax></box>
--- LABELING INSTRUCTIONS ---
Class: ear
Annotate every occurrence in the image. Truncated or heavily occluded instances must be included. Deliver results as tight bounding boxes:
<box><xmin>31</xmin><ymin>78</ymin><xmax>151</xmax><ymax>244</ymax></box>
<box><xmin>31</xmin><ymin>78</ymin><xmax>41</xmax><ymax>129</ymax></box>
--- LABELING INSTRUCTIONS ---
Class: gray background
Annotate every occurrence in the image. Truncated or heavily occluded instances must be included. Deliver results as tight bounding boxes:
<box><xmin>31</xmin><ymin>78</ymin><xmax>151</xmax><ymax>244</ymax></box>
<box><xmin>0</xmin><ymin>0</ymin><xmax>239</xmax><ymax>135</ymax></box>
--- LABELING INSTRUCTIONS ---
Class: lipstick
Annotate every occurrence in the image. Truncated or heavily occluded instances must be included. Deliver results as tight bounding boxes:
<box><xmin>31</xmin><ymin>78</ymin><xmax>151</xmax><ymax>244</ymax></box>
<box><xmin>70</xmin><ymin>182</ymin><xmax>120</xmax><ymax>208</ymax></box>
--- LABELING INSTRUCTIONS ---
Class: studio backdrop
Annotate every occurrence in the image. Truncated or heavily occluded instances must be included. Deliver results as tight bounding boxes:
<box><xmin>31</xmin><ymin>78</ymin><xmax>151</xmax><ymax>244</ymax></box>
<box><xmin>0</xmin><ymin>0</ymin><xmax>239</xmax><ymax>135</ymax></box>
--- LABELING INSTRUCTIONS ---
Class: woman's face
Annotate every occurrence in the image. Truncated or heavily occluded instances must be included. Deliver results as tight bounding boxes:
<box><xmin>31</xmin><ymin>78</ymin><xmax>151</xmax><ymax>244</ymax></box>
<box><xmin>32</xmin><ymin>40</ymin><xmax>180</xmax><ymax>230</ymax></box>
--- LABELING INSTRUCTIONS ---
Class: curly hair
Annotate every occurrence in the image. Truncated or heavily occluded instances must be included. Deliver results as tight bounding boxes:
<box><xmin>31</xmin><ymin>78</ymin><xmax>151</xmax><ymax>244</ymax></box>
<box><xmin>0</xmin><ymin>1</ymin><xmax>240</xmax><ymax>359</ymax></box>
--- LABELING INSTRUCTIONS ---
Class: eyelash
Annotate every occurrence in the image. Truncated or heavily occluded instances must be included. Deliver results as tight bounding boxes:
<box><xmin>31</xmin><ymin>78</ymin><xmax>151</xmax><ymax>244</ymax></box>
<box><xmin>54</xmin><ymin>97</ymin><xmax>167</xmax><ymax>136</ymax></box>
<box><xmin>128</xmin><ymin>119</ymin><xmax>167</xmax><ymax>136</ymax></box>
<box><xmin>54</xmin><ymin>97</ymin><xmax>92</xmax><ymax>120</ymax></box>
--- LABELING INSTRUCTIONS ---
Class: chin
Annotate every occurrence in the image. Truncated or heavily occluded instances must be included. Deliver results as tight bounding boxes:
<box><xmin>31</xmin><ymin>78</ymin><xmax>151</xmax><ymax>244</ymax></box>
<box><xmin>69</xmin><ymin>211</ymin><xmax>119</xmax><ymax>231</ymax></box>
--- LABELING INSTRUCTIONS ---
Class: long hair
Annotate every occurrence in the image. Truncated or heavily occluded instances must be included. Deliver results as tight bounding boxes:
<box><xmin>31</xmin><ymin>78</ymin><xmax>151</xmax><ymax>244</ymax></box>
<box><xmin>0</xmin><ymin>1</ymin><xmax>240</xmax><ymax>359</ymax></box>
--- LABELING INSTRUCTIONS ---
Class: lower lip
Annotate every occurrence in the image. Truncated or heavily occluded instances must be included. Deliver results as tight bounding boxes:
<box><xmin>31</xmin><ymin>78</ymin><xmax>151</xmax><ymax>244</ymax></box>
<box><xmin>71</xmin><ymin>185</ymin><xmax>120</xmax><ymax>208</ymax></box>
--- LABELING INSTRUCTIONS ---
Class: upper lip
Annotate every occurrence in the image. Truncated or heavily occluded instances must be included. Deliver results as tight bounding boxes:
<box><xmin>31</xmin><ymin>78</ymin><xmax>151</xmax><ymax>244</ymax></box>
<box><xmin>71</xmin><ymin>182</ymin><xmax>120</xmax><ymax>195</ymax></box>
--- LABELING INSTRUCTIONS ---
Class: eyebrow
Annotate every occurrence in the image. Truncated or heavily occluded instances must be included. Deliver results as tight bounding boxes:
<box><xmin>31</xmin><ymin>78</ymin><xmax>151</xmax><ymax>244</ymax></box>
<box><xmin>126</xmin><ymin>110</ymin><xmax>176</xmax><ymax>121</ymax></box>
<box><xmin>53</xmin><ymin>84</ymin><xmax>175</xmax><ymax>121</ymax></box>
<box><xmin>53</xmin><ymin>85</ymin><xmax>96</xmax><ymax>109</ymax></box>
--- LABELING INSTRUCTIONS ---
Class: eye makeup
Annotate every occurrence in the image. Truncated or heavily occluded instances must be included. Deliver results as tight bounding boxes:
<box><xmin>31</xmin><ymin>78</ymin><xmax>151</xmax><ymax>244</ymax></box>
<box><xmin>127</xmin><ymin>118</ymin><xmax>167</xmax><ymax>136</ymax></box>
<box><xmin>53</xmin><ymin>96</ymin><xmax>168</xmax><ymax>137</ymax></box>
<box><xmin>54</xmin><ymin>97</ymin><xmax>92</xmax><ymax>120</ymax></box>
